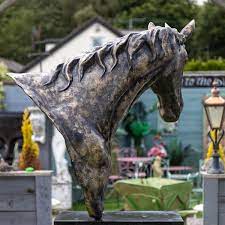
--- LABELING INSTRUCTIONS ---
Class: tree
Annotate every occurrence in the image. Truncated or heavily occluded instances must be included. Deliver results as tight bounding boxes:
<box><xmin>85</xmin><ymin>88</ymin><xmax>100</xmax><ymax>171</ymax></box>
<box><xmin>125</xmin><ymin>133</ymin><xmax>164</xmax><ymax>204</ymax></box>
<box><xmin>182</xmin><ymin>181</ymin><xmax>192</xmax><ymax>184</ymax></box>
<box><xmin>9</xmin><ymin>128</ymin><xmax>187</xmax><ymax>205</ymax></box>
<box><xmin>213</xmin><ymin>0</ymin><xmax>225</xmax><ymax>9</ymax></box>
<box><xmin>0</xmin><ymin>0</ymin><xmax>77</xmax><ymax>63</ymax></box>
<box><xmin>114</xmin><ymin>0</ymin><xmax>198</xmax><ymax>30</ymax></box>
<box><xmin>0</xmin><ymin>0</ymin><xmax>17</xmax><ymax>14</ymax></box>
<box><xmin>0</xmin><ymin>63</ymin><xmax>8</xmax><ymax>110</ymax></box>
<box><xmin>195</xmin><ymin>1</ymin><xmax>225</xmax><ymax>59</ymax></box>
<box><xmin>1</xmin><ymin>0</ymin><xmax>225</xmax><ymax>63</ymax></box>
<box><xmin>73</xmin><ymin>5</ymin><xmax>98</xmax><ymax>26</ymax></box>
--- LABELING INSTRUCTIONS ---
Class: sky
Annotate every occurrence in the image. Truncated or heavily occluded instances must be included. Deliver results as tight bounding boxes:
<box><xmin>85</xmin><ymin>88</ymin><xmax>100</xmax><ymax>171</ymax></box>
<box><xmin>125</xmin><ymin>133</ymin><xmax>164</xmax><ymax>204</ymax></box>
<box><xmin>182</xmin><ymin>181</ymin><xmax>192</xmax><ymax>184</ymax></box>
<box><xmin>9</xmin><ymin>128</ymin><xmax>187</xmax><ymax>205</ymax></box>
<box><xmin>197</xmin><ymin>0</ymin><xmax>207</xmax><ymax>4</ymax></box>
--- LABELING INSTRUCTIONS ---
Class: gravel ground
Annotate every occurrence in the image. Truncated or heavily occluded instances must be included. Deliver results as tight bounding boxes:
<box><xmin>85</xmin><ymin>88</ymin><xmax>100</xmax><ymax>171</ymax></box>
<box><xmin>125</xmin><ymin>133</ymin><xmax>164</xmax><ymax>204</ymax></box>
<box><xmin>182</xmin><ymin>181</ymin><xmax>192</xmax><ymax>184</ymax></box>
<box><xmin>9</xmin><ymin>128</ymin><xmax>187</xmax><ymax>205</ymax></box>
<box><xmin>186</xmin><ymin>217</ymin><xmax>203</xmax><ymax>225</ymax></box>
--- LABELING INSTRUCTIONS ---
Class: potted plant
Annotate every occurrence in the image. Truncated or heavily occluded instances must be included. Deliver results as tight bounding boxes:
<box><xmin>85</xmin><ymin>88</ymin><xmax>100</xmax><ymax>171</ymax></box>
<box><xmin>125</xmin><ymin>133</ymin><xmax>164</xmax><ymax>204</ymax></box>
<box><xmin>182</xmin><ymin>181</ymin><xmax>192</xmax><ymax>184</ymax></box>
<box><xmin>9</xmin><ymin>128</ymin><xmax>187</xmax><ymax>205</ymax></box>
<box><xmin>122</xmin><ymin>101</ymin><xmax>157</xmax><ymax>156</ymax></box>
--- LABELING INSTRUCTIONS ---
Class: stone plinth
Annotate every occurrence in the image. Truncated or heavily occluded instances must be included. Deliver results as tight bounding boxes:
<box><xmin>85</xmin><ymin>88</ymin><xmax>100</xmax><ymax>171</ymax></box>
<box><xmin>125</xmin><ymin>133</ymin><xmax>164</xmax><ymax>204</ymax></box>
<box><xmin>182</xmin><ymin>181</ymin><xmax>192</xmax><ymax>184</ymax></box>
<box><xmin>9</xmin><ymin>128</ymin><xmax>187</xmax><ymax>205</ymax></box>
<box><xmin>0</xmin><ymin>170</ymin><xmax>52</xmax><ymax>225</ymax></box>
<box><xmin>202</xmin><ymin>172</ymin><xmax>225</xmax><ymax>225</ymax></box>
<box><xmin>54</xmin><ymin>211</ymin><xmax>183</xmax><ymax>225</ymax></box>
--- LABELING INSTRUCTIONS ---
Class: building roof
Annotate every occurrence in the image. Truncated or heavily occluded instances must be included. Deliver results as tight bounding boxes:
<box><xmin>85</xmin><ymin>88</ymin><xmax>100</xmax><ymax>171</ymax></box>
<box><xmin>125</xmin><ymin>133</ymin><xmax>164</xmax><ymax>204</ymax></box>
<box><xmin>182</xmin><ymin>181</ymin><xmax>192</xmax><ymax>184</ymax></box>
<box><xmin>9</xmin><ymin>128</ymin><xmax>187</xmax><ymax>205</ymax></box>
<box><xmin>120</xmin><ymin>29</ymin><xmax>143</xmax><ymax>35</ymax></box>
<box><xmin>0</xmin><ymin>57</ymin><xmax>23</xmax><ymax>72</ymax></box>
<box><xmin>184</xmin><ymin>71</ymin><xmax>225</xmax><ymax>76</ymax></box>
<box><xmin>34</xmin><ymin>38</ymin><xmax>61</xmax><ymax>45</ymax></box>
<box><xmin>21</xmin><ymin>17</ymin><xmax>123</xmax><ymax>72</ymax></box>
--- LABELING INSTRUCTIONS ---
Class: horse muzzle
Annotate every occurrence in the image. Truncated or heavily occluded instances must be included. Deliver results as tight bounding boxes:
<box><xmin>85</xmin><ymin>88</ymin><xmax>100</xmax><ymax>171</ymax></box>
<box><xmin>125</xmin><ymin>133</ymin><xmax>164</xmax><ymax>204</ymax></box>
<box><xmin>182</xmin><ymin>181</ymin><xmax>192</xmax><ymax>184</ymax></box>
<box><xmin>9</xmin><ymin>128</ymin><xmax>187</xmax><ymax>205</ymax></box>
<box><xmin>157</xmin><ymin>97</ymin><xmax>183</xmax><ymax>122</ymax></box>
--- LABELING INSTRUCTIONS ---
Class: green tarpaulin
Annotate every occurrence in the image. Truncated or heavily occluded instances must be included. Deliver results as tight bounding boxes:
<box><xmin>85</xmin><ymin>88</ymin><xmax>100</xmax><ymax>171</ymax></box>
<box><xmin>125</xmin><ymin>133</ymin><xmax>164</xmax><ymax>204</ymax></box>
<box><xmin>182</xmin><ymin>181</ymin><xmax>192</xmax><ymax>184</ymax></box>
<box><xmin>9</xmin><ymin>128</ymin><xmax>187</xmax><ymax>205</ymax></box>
<box><xmin>114</xmin><ymin>178</ymin><xmax>192</xmax><ymax>211</ymax></box>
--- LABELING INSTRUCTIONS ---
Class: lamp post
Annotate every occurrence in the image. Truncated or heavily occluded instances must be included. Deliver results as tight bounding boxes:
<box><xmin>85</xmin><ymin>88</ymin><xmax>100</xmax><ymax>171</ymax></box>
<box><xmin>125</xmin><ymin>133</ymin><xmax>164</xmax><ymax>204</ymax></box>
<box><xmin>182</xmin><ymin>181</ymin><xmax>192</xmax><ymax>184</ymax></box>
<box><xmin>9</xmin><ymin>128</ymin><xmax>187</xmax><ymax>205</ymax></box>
<box><xmin>203</xmin><ymin>81</ymin><xmax>225</xmax><ymax>174</ymax></box>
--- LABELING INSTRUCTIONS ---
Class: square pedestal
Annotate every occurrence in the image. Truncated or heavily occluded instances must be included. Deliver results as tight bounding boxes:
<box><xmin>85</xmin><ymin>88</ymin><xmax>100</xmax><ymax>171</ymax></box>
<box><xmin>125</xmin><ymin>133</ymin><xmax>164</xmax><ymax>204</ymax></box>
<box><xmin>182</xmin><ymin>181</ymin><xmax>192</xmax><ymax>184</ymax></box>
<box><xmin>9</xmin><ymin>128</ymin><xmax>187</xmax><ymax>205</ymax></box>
<box><xmin>54</xmin><ymin>211</ymin><xmax>183</xmax><ymax>225</ymax></box>
<box><xmin>0</xmin><ymin>170</ymin><xmax>52</xmax><ymax>225</ymax></box>
<box><xmin>202</xmin><ymin>172</ymin><xmax>225</xmax><ymax>225</ymax></box>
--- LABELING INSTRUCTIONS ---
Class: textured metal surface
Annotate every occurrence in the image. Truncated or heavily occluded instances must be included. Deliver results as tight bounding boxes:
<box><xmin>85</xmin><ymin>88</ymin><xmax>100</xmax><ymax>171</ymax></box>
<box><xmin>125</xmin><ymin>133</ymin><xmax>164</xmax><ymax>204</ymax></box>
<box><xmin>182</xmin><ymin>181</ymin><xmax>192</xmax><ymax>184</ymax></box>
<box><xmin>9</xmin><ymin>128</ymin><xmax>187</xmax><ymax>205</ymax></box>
<box><xmin>9</xmin><ymin>21</ymin><xmax>194</xmax><ymax>220</ymax></box>
<box><xmin>54</xmin><ymin>211</ymin><xmax>183</xmax><ymax>225</ymax></box>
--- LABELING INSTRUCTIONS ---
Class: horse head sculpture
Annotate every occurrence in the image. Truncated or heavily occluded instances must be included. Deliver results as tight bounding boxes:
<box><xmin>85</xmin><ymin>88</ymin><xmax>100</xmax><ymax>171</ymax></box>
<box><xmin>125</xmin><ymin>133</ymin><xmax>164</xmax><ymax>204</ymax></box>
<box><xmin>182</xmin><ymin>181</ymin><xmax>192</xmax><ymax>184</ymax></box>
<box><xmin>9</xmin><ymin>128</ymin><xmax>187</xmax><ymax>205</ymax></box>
<box><xmin>9</xmin><ymin>20</ymin><xmax>195</xmax><ymax>220</ymax></box>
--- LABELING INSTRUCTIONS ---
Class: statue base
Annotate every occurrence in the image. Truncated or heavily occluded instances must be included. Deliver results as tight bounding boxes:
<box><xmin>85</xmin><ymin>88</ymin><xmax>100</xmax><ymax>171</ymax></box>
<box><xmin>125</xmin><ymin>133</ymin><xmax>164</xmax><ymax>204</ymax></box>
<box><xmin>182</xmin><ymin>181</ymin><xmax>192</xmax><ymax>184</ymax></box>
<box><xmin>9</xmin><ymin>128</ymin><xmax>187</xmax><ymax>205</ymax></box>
<box><xmin>54</xmin><ymin>211</ymin><xmax>183</xmax><ymax>225</ymax></box>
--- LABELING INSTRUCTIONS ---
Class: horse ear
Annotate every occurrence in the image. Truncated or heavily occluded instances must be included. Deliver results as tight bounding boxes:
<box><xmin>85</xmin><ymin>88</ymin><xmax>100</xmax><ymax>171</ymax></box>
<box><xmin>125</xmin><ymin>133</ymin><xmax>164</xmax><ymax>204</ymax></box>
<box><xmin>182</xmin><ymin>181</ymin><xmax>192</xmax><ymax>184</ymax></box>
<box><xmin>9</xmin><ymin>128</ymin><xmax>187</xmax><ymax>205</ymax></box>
<box><xmin>164</xmin><ymin>23</ymin><xmax>171</xmax><ymax>28</ymax></box>
<box><xmin>180</xmin><ymin>19</ymin><xmax>195</xmax><ymax>42</ymax></box>
<box><xmin>148</xmin><ymin>22</ymin><xmax>155</xmax><ymax>29</ymax></box>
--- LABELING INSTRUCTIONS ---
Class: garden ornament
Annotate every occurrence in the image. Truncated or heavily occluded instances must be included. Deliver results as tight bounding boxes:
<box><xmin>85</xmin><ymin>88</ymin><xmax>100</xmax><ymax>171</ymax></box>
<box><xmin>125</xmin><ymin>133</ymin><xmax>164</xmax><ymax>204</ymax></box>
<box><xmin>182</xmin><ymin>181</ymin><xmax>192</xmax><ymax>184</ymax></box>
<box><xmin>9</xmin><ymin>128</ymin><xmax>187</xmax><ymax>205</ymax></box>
<box><xmin>9</xmin><ymin>20</ymin><xmax>195</xmax><ymax>220</ymax></box>
<box><xmin>152</xmin><ymin>156</ymin><xmax>163</xmax><ymax>178</ymax></box>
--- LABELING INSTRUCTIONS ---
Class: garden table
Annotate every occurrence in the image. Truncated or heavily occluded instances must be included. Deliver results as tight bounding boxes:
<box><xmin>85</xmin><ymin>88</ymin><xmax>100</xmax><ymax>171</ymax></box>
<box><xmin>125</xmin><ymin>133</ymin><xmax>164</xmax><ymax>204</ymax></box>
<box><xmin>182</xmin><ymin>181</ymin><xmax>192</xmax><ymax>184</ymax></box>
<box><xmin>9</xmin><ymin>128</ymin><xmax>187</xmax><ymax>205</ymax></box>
<box><xmin>163</xmin><ymin>166</ymin><xmax>193</xmax><ymax>172</ymax></box>
<box><xmin>117</xmin><ymin>157</ymin><xmax>152</xmax><ymax>178</ymax></box>
<box><xmin>114</xmin><ymin>177</ymin><xmax>193</xmax><ymax>211</ymax></box>
<box><xmin>117</xmin><ymin>157</ymin><xmax>152</xmax><ymax>163</ymax></box>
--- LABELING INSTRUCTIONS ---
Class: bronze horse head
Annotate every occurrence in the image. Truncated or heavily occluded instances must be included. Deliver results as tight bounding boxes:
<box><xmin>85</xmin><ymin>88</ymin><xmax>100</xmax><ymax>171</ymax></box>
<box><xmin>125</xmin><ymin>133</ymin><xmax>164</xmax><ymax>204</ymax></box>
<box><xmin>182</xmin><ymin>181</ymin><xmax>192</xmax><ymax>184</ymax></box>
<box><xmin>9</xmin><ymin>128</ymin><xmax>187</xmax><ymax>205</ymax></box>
<box><xmin>9</xmin><ymin>20</ymin><xmax>194</xmax><ymax>220</ymax></box>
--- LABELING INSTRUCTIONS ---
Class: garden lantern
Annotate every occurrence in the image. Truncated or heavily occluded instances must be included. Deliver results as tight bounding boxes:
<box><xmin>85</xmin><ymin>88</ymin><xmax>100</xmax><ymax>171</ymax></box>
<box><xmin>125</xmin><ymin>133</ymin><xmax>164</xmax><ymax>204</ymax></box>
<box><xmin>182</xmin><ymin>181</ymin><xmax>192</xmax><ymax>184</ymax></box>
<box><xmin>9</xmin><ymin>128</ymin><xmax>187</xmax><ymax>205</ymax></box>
<box><xmin>203</xmin><ymin>81</ymin><xmax>225</xmax><ymax>174</ymax></box>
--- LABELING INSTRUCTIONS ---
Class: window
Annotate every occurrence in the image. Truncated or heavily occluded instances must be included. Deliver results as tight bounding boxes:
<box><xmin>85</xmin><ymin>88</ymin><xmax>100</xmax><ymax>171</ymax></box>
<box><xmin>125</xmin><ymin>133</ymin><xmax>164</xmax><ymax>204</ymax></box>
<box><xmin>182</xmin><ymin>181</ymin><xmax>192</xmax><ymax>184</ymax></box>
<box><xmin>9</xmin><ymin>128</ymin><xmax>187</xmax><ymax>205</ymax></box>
<box><xmin>92</xmin><ymin>36</ymin><xmax>103</xmax><ymax>48</ymax></box>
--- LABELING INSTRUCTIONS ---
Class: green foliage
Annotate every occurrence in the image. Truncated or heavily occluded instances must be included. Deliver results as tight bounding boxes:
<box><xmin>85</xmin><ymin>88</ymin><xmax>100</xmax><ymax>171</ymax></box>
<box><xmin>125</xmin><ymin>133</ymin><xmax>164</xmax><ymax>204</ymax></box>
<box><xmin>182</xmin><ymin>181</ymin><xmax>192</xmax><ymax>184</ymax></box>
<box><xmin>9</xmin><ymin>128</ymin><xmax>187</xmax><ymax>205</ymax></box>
<box><xmin>122</xmin><ymin>101</ymin><xmax>154</xmax><ymax>139</ymax></box>
<box><xmin>167</xmin><ymin>141</ymin><xmax>200</xmax><ymax>169</ymax></box>
<box><xmin>0</xmin><ymin>82</ymin><xmax>4</xmax><ymax>110</ymax></box>
<box><xmin>114</xmin><ymin>0</ymin><xmax>198</xmax><ymax>30</ymax></box>
<box><xmin>167</xmin><ymin>139</ymin><xmax>184</xmax><ymax>166</ymax></box>
<box><xmin>129</xmin><ymin>121</ymin><xmax>150</xmax><ymax>138</ymax></box>
<box><xmin>0</xmin><ymin>0</ymin><xmax>77</xmax><ymax>63</ymax></box>
<box><xmin>121</xmin><ymin>101</ymin><xmax>157</xmax><ymax>153</ymax></box>
<box><xmin>185</xmin><ymin>59</ymin><xmax>225</xmax><ymax>71</ymax></box>
<box><xmin>0</xmin><ymin>63</ymin><xmax>9</xmax><ymax>110</ymax></box>
<box><xmin>0</xmin><ymin>63</ymin><xmax>8</xmax><ymax>80</ymax></box>
<box><xmin>194</xmin><ymin>1</ymin><xmax>225</xmax><ymax>59</ymax></box>
<box><xmin>0</xmin><ymin>0</ymin><xmax>225</xmax><ymax>64</ymax></box>
<box><xmin>73</xmin><ymin>5</ymin><xmax>98</xmax><ymax>26</ymax></box>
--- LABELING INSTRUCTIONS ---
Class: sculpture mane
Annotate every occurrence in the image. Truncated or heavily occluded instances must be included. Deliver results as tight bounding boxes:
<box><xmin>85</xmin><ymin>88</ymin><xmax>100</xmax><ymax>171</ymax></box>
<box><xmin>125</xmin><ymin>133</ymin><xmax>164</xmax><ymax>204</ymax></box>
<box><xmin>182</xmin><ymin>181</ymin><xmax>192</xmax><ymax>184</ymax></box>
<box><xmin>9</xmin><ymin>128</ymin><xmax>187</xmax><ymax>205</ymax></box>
<box><xmin>45</xmin><ymin>26</ymin><xmax>184</xmax><ymax>92</ymax></box>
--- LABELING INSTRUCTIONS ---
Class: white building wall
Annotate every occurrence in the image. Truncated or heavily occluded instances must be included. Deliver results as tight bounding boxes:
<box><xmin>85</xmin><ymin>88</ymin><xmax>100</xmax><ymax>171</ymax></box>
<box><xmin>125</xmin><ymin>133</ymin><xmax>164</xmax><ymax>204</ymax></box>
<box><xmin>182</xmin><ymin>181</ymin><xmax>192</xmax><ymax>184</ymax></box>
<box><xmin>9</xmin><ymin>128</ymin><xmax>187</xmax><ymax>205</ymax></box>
<box><xmin>28</xmin><ymin>22</ymin><xmax>119</xmax><ymax>73</ymax></box>
<box><xmin>45</xmin><ymin>43</ymin><xmax>56</xmax><ymax>52</ymax></box>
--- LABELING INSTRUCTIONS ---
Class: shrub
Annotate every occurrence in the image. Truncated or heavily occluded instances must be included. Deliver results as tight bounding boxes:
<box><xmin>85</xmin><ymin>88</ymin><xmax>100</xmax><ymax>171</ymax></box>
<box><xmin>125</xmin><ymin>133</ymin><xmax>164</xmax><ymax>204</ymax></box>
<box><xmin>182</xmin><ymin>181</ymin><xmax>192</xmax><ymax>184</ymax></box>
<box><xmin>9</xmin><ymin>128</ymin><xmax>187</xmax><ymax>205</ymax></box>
<box><xmin>184</xmin><ymin>59</ymin><xmax>225</xmax><ymax>71</ymax></box>
<box><xmin>19</xmin><ymin>109</ymin><xmax>41</xmax><ymax>170</ymax></box>
<box><xmin>0</xmin><ymin>82</ymin><xmax>5</xmax><ymax>110</ymax></box>
<box><xmin>167</xmin><ymin>139</ymin><xmax>184</xmax><ymax>166</ymax></box>
<box><xmin>0</xmin><ymin>63</ymin><xmax>8</xmax><ymax>110</ymax></box>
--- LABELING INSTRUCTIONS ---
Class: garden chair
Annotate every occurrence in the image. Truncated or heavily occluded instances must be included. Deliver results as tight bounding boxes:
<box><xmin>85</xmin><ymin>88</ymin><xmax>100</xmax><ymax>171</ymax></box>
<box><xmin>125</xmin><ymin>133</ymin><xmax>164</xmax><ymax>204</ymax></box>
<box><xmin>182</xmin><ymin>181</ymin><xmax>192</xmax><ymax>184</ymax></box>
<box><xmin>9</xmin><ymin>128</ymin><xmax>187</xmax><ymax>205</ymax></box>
<box><xmin>192</xmin><ymin>159</ymin><xmax>203</xmax><ymax>197</ymax></box>
<box><xmin>163</xmin><ymin>159</ymin><xmax>199</xmax><ymax>182</ymax></box>
<box><xmin>109</xmin><ymin>146</ymin><xmax>137</xmax><ymax>181</ymax></box>
<box><xmin>118</xmin><ymin>147</ymin><xmax>138</xmax><ymax>178</ymax></box>
<box><xmin>167</xmin><ymin>171</ymin><xmax>199</xmax><ymax>181</ymax></box>
<box><xmin>110</xmin><ymin>147</ymin><xmax>147</xmax><ymax>180</ymax></box>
